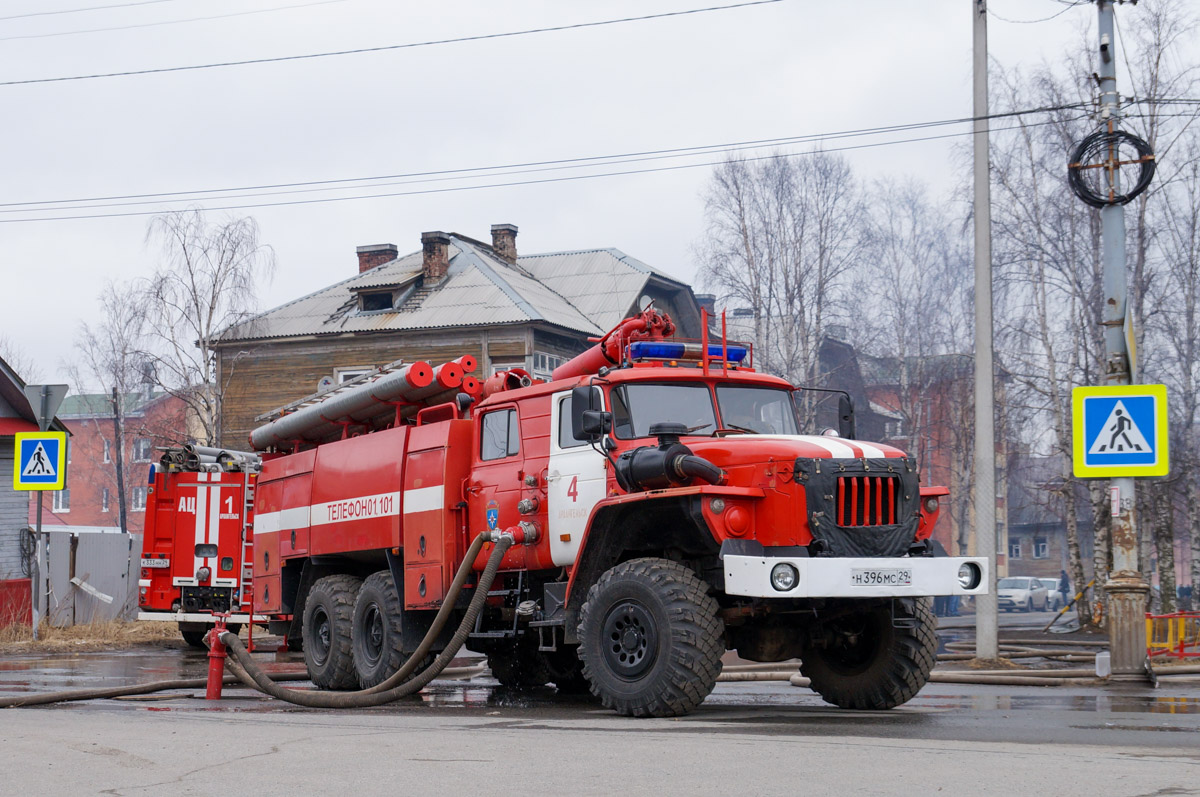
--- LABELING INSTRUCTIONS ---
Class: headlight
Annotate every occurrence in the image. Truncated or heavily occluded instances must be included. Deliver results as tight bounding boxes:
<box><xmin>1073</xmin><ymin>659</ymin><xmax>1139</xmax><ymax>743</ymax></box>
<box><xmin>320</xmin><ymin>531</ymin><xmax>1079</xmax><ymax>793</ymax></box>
<box><xmin>709</xmin><ymin>497</ymin><xmax>726</xmax><ymax>513</ymax></box>
<box><xmin>957</xmin><ymin>562</ymin><xmax>981</xmax><ymax>590</ymax></box>
<box><xmin>770</xmin><ymin>563</ymin><xmax>798</xmax><ymax>592</ymax></box>
<box><xmin>923</xmin><ymin>496</ymin><xmax>939</xmax><ymax>513</ymax></box>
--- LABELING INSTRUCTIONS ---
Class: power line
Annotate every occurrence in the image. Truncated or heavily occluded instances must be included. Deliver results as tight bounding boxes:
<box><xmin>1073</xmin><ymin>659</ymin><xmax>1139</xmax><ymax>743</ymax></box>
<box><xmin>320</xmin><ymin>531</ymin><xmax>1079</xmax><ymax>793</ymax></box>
<box><xmin>0</xmin><ymin>102</ymin><xmax>1091</xmax><ymax>212</ymax></box>
<box><xmin>987</xmin><ymin>2</ymin><xmax>1082</xmax><ymax>25</ymax></box>
<box><xmin>0</xmin><ymin>0</ymin><xmax>785</xmax><ymax>88</ymax></box>
<box><xmin>0</xmin><ymin>112</ymin><xmax>1090</xmax><ymax>224</ymax></box>
<box><xmin>0</xmin><ymin>0</ymin><xmax>185</xmax><ymax>22</ymax></box>
<box><xmin>0</xmin><ymin>0</ymin><xmax>349</xmax><ymax>43</ymax></box>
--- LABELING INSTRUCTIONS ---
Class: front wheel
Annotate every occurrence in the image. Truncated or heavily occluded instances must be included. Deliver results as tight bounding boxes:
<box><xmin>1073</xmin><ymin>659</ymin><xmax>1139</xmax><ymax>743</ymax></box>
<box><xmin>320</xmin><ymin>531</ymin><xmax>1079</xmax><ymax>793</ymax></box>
<box><xmin>578</xmin><ymin>558</ymin><xmax>724</xmax><ymax>718</ymax></box>
<box><xmin>800</xmin><ymin>598</ymin><xmax>937</xmax><ymax>710</ymax></box>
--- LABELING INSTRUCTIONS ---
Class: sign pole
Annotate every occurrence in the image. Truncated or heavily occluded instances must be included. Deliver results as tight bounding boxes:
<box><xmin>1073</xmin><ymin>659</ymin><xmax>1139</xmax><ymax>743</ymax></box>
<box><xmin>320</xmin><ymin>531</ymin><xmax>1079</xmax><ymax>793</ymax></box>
<box><xmin>1094</xmin><ymin>0</ymin><xmax>1149</xmax><ymax>681</ymax></box>
<box><xmin>20</xmin><ymin>383</ymin><xmax>69</xmax><ymax>641</ymax></box>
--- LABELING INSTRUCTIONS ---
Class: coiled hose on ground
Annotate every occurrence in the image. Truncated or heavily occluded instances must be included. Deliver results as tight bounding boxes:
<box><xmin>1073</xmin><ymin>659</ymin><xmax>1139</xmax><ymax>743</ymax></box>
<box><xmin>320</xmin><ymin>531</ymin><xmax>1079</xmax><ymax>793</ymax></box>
<box><xmin>219</xmin><ymin>532</ymin><xmax>513</xmax><ymax>708</ymax></box>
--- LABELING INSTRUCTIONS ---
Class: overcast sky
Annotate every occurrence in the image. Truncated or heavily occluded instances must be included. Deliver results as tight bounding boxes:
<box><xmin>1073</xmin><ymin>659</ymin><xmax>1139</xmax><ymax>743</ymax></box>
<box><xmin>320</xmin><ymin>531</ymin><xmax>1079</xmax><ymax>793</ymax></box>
<box><xmin>0</xmin><ymin>0</ymin><xmax>1174</xmax><ymax>388</ymax></box>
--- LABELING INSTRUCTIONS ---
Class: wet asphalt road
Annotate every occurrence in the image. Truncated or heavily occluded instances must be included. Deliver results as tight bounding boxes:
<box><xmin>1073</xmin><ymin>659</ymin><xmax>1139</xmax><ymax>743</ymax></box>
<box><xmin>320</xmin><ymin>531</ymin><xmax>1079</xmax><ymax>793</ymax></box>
<box><xmin>2</xmin><ymin>623</ymin><xmax>1199</xmax><ymax>797</ymax></box>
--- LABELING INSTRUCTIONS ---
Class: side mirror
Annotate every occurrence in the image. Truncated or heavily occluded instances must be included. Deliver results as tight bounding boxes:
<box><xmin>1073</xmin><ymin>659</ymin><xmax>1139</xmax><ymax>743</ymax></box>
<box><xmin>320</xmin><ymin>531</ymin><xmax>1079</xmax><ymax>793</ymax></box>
<box><xmin>837</xmin><ymin>394</ymin><xmax>856</xmax><ymax>440</ymax></box>
<box><xmin>571</xmin><ymin>385</ymin><xmax>612</xmax><ymax>441</ymax></box>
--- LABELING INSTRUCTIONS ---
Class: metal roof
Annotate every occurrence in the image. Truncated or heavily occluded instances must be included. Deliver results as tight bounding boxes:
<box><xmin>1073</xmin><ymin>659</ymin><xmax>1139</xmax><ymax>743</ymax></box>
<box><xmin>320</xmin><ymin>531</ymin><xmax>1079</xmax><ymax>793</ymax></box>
<box><xmin>219</xmin><ymin>237</ymin><xmax>685</xmax><ymax>343</ymax></box>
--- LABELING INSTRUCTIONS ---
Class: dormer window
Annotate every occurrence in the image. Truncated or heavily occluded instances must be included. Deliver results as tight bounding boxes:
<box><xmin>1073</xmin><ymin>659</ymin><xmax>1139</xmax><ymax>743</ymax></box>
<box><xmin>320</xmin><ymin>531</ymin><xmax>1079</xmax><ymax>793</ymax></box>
<box><xmin>360</xmin><ymin>291</ymin><xmax>395</xmax><ymax>312</ymax></box>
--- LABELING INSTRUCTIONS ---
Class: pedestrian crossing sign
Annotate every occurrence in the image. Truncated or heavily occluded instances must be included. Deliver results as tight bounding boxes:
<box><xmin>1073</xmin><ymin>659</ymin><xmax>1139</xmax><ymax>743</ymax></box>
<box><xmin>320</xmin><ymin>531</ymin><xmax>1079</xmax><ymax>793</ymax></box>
<box><xmin>1072</xmin><ymin>384</ymin><xmax>1168</xmax><ymax>478</ymax></box>
<box><xmin>13</xmin><ymin>431</ymin><xmax>68</xmax><ymax>491</ymax></box>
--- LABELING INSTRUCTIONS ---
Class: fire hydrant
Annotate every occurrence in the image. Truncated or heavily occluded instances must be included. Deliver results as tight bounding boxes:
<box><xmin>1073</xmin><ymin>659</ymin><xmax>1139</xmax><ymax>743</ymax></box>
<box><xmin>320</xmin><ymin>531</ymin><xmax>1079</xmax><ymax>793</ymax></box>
<box><xmin>205</xmin><ymin>614</ymin><xmax>230</xmax><ymax>701</ymax></box>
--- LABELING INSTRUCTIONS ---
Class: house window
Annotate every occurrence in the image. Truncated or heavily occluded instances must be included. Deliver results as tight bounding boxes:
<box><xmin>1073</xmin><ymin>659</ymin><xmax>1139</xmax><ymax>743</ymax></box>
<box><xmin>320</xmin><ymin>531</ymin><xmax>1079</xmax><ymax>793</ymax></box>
<box><xmin>133</xmin><ymin>438</ymin><xmax>152</xmax><ymax>462</ymax></box>
<box><xmin>532</xmin><ymin>351</ymin><xmax>565</xmax><ymax>380</ymax></box>
<box><xmin>490</xmin><ymin>360</ymin><xmax>526</xmax><ymax>377</ymax></box>
<box><xmin>53</xmin><ymin>489</ymin><xmax>70</xmax><ymax>513</ymax></box>
<box><xmin>337</xmin><ymin>368</ymin><xmax>373</xmax><ymax>384</ymax></box>
<box><xmin>102</xmin><ymin>488</ymin><xmax>110</xmax><ymax>513</ymax></box>
<box><xmin>103</xmin><ymin>439</ymin><xmax>111</xmax><ymax>463</ymax></box>
<box><xmin>480</xmin><ymin>409</ymin><xmax>520</xmax><ymax>461</ymax></box>
<box><xmin>1009</xmin><ymin>540</ymin><xmax>1022</xmax><ymax>559</ymax></box>
<box><xmin>1034</xmin><ymin>537</ymin><xmax>1049</xmax><ymax>559</ymax></box>
<box><xmin>66</xmin><ymin>438</ymin><xmax>72</xmax><ymax>463</ymax></box>
<box><xmin>132</xmin><ymin>487</ymin><xmax>147</xmax><ymax>512</ymax></box>
<box><xmin>360</xmin><ymin>292</ymin><xmax>394</xmax><ymax>312</ymax></box>
<box><xmin>884</xmin><ymin>420</ymin><xmax>905</xmax><ymax>439</ymax></box>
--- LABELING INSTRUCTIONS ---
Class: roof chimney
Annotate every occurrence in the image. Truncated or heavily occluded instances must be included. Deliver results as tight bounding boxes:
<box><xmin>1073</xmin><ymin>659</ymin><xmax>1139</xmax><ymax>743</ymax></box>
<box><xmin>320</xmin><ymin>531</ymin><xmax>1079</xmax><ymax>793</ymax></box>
<box><xmin>695</xmin><ymin>293</ymin><xmax>716</xmax><ymax>315</ymax></box>
<box><xmin>356</xmin><ymin>243</ymin><xmax>398</xmax><ymax>274</ymax></box>
<box><xmin>421</xmin><ymin>231</ymin><xmax>451</xmax><ymax>283</ymax></box>
<box><xmin>490</xmin><ymin>223</ymin><xmax>518</xmax><ymax>265</ymax></box>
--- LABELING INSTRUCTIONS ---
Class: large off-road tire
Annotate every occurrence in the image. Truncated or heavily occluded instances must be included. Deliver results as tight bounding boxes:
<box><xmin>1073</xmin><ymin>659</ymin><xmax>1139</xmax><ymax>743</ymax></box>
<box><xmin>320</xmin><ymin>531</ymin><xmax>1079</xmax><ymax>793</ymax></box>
<box><xmin>352</xmin><ymin>571</ymin><xmax>434</xmax><ymax>689</ymax></box>
<box><xmin>800</xmin><ymin>597</ymin><xmax>936</xmax><ymax>710</ymax></box>
<box><xmin>487</xmin><ymin>642</ymin><xmax>551</xmax><ymax>689</ymax></box>
<box><xmin>303</xmin><ymin>574</ymin><xmax>361</xmax><ymax>690</ymax></box>
<box><xmin>578</xmin><ymin>557</ymin><xmax>724</xmax><ymax>718</ymax></box>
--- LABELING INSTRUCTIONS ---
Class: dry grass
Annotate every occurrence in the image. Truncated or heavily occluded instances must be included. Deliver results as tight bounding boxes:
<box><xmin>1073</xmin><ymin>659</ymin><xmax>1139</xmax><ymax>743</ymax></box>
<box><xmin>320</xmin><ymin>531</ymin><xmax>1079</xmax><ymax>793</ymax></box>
<box><xmin>0</xmin><ymin>620</ymin><xmax>182</xmax><ymax>654</ymax></box>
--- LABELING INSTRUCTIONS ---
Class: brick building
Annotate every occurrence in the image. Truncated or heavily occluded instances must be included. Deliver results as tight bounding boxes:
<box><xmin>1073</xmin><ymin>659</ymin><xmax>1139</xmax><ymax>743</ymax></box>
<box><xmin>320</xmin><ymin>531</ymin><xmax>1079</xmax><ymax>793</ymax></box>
<box><xmin>213</xmin><ymin>224</ymin><xmax>704</xmax><ymax>449</ymax></box>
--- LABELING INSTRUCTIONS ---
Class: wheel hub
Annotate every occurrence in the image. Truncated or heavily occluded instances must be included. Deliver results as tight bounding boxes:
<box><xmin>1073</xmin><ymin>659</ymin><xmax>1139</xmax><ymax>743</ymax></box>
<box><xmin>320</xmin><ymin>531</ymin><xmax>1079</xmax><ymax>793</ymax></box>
<box><xmin>602</xmin><ymin>601</ymin><xmax>658</xmax><ymax>679</ymax></box>
<box><xmin>363</xmin><ymin>604</ymin><xmax>384</xmax><ymax>666</ymax></box>
<box><xmin>312</xmin><ymin>607</ymin><xmax>331</xmax><ymax>665</ymax></box>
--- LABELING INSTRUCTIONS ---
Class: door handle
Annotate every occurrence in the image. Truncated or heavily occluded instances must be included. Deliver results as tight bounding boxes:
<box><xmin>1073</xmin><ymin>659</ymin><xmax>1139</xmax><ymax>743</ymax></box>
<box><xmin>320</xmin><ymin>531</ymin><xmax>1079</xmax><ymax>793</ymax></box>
<box><xmin>546</xmin><ymin>471</ymin><xmax>561</xmax><ymax>483</ymax></box>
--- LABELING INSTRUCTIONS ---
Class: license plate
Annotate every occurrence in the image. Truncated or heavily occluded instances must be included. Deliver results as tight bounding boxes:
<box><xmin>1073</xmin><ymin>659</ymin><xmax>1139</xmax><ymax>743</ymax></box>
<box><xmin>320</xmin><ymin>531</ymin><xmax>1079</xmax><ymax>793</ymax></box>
<box><xmin>141</xmin><ymin>558</ymin><xmax>170</xmax><ymax>569</ymax></box>
<box><xmin>850</xmin><ymin>567</ymin><xmax>912</xmax><ymax>587</ymax></box>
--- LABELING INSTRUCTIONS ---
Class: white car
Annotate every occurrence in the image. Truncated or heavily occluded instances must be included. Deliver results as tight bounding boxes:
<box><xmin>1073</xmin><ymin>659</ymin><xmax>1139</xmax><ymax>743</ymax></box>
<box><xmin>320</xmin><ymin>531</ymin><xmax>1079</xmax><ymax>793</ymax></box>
<box><xmin>997</xmin><ymin>576</ymin><xmax>1049</xmax><ymax>612</ymax></box>
<box><xmin>1038</xmin><ymin>578</ymin><xmax>1065</xmax><ymax>611</ymax></box>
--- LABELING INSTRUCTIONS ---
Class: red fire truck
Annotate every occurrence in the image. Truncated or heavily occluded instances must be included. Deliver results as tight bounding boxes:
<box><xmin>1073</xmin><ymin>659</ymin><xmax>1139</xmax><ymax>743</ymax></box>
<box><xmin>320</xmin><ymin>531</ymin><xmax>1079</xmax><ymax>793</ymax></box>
<box><xmin>137</xmin><ymin>445</ymin><xmax>263</xmax><ymax>647</ymax></box>
<box><xmin>242</xmin><ymin>309</ymin><xmax>986</xmax><ymax>717</ymax></box>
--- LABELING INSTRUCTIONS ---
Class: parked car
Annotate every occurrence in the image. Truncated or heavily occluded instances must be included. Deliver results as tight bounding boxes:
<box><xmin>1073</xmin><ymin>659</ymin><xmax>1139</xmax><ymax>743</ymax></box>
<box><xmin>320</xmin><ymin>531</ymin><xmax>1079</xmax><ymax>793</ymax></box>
<box><xmin>1038</xmin><ymin>578</ymin><xmax>1064</xmax><ymax>611</ymax></box>
<box><xmin>997</xmin><ymin>577</ymin><xmax>1050</xmax><ymax>612</ymax></box>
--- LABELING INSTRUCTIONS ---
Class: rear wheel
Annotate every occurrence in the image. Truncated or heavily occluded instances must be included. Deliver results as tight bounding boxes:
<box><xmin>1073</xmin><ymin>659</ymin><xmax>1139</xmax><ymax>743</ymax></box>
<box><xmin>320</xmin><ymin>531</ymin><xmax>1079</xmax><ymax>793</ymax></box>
<box><xmin>303</xmin><ymin>574</ymin><xmax>361</xmax><ymax>690</ymax></box>
<box><xmin>179</xmin><ymin>625</ymin><xmax>207</xmax><ymax>649</ymax></box>
<box><xmin>578</xmin><ymin>557</ymin><xmax>724</xmax><ymax>718</ymax></box>
<box><xmin>800</xmin><ymin>598</ymin><xmax>936</xmax><ymax>710</ymax></box>
<box><xmin>352</xmin><ymin>571</ymin><xmax>434</xmax><ymax>689</ymax></box>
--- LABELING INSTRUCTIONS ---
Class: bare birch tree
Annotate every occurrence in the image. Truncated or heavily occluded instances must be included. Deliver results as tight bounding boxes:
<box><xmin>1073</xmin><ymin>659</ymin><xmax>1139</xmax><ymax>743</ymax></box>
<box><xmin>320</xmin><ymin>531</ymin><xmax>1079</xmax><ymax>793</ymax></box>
<box><xmin>144</xmin><ymin>209</ymin><xmax>274</xmax><ymax>446</ymax></box>
<box><xmin>697</xmin><ymin>150</ymin><xmax>862</xmax><ymax>424</ymax></box>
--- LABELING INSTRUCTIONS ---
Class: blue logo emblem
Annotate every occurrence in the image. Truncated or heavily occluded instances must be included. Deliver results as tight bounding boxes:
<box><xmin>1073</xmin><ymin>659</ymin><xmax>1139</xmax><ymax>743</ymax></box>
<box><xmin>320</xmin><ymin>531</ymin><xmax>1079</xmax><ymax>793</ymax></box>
<box><xmin>485</xmin><ymin>500</ymin><xmax>499</xmax><ymax>530</ymax></box>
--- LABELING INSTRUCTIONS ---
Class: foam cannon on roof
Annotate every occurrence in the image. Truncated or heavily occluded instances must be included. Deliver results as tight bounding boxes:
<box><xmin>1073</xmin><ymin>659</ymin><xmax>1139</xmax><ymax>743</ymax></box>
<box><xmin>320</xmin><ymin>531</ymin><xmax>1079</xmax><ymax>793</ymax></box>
<box><xmin>249</xmin><ymin>359</ymin><xmax>478</xmax><ymax>450</ymax></box>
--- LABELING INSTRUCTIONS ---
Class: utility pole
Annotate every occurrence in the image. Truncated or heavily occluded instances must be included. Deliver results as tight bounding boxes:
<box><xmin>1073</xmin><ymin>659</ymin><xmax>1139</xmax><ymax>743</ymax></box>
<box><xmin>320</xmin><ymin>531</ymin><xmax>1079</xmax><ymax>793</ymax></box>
<box><xmin>973</xmin><ymin>0</ymin><xmax>998</xmax><ymax>661</ymax></box>
<box><xmin>1093</xmin><ymin>0</ymin><xmax>1149</xmax><ymax>681</ymax></box>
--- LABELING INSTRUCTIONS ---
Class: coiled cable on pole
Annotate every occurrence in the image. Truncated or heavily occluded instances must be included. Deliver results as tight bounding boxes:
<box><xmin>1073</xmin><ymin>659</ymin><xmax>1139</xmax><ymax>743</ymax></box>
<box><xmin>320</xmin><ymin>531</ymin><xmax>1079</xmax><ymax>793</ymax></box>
<box><xmin>1068</xmin><ymin>129</ymin><xmax>1155</xmax><ymax>208</ymax></box>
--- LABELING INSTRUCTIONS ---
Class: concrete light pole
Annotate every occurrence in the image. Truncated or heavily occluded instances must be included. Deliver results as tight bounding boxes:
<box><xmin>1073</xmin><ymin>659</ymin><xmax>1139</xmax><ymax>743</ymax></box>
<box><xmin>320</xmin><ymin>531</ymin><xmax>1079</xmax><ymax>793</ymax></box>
<box><xmin>972</xmin><ymin>0</ymin><xmax>998</xmax><ymax>661</ymax></box>
<box><xmin>1092</xmin><ymin>0</ymin><xmax>1150</xmax><ymax>681</ymax></box>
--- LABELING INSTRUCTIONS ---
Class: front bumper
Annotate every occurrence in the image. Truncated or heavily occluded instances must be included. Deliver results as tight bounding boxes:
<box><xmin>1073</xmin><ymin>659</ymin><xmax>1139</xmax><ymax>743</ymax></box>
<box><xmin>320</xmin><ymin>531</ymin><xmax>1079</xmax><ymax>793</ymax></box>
<box><xmin>723</xmin><ymin>555</ymin><xmax>989</xmax><ymax>599</ymax></box>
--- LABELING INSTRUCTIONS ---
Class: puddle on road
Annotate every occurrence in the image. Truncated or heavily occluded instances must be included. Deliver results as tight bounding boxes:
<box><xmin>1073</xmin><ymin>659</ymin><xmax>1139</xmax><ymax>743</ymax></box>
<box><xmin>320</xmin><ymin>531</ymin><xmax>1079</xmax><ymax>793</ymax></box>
<box><xmin>919</xmin><ymin>693</ymin><xmax>1200</xmax><ymax>714</ymax></box>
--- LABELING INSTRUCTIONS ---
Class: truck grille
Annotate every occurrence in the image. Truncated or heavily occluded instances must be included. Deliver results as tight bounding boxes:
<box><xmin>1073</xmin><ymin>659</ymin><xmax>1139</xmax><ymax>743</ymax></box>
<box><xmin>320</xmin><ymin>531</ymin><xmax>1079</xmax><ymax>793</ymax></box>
<box><xmin>836</xmin><ymin>475</ymin><xmax>899</xmax><ymax>527</ymax></box>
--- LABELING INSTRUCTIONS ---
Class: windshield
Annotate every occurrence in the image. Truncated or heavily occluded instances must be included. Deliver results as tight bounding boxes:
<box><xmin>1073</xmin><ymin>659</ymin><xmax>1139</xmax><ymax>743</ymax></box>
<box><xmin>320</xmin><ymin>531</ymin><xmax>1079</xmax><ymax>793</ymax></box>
<box><xmin>715</xmin><ymin>385</ymin><xmax>800</xmax><ymax>435</ymax></box>
<box><xmin>611</xmin><ymin>383</ymin><xmax>717</xmax><ymax>438</ymax></box>
<box><xmin>997</xmin><ymin>578</ymin><xmax>1029</xmax><ymax>589</ymax></box>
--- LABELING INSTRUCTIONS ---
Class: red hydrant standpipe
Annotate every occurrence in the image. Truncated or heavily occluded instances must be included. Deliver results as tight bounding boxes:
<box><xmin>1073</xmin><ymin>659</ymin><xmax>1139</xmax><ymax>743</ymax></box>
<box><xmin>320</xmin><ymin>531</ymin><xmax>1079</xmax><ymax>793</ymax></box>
<box><xmin>204</xmin><ymin>615</ymin><xmax>231</xmax><ymax>701</ymax></box>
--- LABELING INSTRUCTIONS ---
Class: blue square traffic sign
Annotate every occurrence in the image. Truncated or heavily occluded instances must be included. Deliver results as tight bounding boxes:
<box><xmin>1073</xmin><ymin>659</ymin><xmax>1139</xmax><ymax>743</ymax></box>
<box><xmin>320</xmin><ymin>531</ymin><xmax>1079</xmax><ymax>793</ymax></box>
<box><xmin>13</xmin><ymin>431</ymin><xmax>68</xmax><ymax>491</ymax></box>
<box><xmin>1072</xmin><ymin>384</ymin><xmax>1168</xmax><ymax>478</ymax></box>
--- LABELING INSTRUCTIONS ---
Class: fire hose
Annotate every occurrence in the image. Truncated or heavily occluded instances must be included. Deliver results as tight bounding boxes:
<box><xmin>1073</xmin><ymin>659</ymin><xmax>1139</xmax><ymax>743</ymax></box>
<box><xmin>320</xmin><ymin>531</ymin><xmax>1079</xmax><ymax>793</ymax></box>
<box><xmin>1</xmin><ymin>531</ymin><xmax>513</xmax><ymax>709</ymax></box>
<box><xmin>217</xmin><ymin>531</ymin><xmax>513</xmax><ymax>708</ymax></box>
